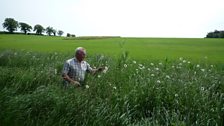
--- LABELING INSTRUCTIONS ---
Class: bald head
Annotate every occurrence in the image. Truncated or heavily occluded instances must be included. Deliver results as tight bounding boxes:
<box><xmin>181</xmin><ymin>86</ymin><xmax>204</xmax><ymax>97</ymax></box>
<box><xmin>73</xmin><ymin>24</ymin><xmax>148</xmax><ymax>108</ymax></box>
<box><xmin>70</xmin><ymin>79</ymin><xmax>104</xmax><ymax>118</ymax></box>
<box><xmin>75</xmin><ymin>47</ymin><xmax>86</xmax><ymax>62</ymax></box>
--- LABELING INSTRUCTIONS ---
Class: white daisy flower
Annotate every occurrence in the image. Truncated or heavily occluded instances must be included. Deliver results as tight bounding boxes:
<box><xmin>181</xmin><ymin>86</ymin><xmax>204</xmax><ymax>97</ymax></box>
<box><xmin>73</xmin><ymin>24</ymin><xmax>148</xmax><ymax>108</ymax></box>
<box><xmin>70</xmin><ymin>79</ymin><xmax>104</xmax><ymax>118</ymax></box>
<box><xmin>124</xmin><ymin>64</ymin><xmax>127</xmax><ymax>68</ymax></box>
<box><xmin>102</xmin><ymin>66</ymin><xmax>108</xmax><ymax>73</ymax></box>
<box><xmin>54</xmin><ymin>69</ymin><xmax>57</xmax><ymax>75</ymax></box>
<box><xmin>166</xmin><ymin>75</ymin><xmax>170</xmax><ymax>79</ymax></box>
<box><xmin>85</xmin><ymin>85</ymin><xmax>89</xmax><ymax>89</ymax></box>
<box><xmin>155</xmin><ymin>68</ymin><xmax>159</xmax><ymax>71</ymax></box>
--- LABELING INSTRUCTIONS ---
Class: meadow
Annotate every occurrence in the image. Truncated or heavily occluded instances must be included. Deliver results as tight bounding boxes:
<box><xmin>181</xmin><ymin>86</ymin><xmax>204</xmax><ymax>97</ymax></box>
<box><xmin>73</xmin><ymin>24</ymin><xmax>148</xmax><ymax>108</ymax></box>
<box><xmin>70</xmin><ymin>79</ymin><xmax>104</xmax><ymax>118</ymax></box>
<box><xmin>0</xmin><ymin>34</ymin><xmax>224</xmax><ymax>63</ymax></box>
<box><xmin>0</xmin><ymin>34</ymin><xmax>224</xmax><ymax>125</ymax></box>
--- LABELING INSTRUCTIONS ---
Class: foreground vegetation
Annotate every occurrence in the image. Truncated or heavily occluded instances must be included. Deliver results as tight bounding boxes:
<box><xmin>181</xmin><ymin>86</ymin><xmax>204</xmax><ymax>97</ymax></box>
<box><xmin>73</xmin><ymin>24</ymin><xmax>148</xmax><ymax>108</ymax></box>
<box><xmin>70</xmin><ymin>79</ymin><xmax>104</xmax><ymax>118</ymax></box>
<box><xmin>0</xmin><ymin>50</ymin><xmax>223</xmax><ymax>125</ymax></box>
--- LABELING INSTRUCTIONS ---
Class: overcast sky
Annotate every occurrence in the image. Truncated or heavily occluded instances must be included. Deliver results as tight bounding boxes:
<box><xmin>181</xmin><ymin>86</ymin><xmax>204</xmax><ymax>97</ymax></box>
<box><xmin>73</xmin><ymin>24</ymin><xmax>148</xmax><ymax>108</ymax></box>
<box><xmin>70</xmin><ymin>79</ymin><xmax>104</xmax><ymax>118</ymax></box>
<box><xmin>0</xmin><ymin>0</ymin><xmax>224</xmax><ymax>38</ymax></box>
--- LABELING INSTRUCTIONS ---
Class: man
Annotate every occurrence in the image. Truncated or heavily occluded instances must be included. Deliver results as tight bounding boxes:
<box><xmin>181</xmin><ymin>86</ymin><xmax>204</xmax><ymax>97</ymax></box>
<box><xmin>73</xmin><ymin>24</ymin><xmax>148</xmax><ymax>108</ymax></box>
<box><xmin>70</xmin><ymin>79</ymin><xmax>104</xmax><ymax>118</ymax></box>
<box><xmin>62</xmin><ymin>47</ymin><xmax>104</xmax><ymax>88</ymax></box>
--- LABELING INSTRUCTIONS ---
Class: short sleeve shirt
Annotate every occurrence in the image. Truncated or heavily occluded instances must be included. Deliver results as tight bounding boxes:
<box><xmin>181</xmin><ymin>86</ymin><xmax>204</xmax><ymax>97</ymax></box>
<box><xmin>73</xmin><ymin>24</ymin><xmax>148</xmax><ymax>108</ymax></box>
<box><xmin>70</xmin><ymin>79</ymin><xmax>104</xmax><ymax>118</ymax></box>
<box><xmin>62</xmin><ymin>58</ymin><xmax>93</xmax><ymax>82</ymax></box>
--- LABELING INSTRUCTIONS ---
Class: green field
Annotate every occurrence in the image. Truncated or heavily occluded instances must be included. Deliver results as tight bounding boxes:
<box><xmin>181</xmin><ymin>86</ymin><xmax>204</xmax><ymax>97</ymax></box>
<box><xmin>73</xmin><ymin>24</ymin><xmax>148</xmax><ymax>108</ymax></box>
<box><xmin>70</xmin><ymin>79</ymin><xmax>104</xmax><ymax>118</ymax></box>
<box><xmin>0</xmin><ymin>34</ymin><xmax>224</xmax><ymax>125</ymax></box>
<box><xmin>0</xmin><ymin>34</ymin><xmax>224</xmax><ymax>63</ymax></box>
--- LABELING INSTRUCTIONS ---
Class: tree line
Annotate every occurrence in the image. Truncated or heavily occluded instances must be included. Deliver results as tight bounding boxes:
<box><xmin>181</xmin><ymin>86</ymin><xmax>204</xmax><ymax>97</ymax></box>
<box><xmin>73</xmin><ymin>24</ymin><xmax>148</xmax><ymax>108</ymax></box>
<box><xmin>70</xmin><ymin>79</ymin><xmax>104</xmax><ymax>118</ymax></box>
<box><xmin>2</xmin><ymin>18</ymin><xmax>64</xmax><ymax>36</ymax></box>
<box><xmin>206</xmin><ymin>30</ymin><xmax>224</xmax><ymax>38</ymax></box>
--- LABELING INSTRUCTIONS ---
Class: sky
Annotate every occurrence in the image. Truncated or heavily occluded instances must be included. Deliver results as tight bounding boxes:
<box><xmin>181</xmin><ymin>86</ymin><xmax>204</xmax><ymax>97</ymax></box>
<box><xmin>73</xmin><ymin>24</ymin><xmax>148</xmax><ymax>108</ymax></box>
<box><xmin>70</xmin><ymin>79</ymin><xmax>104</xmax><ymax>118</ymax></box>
<box><xmin>0</xmin><ymin>0</ymin><xmax>224</xmax><ymax>38</ymax></box>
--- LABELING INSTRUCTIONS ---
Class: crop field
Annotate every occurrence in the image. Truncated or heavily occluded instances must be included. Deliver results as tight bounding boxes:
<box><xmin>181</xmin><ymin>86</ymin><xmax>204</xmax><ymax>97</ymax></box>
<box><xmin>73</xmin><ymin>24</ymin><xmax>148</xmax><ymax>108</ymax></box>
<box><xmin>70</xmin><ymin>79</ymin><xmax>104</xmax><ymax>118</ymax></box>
<box><xmin>0</xmin><ymin>34</ymin><xmax>224</xmax><ymax>125</ymax></box>
<box><xmin>0</xmin><ymin>34</ymin><xmax>224</xmax><ymax>63</ymax></box>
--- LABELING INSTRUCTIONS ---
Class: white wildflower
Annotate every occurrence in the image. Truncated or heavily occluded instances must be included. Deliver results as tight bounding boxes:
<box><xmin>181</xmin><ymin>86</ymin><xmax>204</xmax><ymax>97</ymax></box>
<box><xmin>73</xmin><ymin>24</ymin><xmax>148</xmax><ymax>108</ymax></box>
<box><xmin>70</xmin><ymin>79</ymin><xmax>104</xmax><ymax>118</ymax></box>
<box><xmin>139</xmin><ymin>64</ymin><xmax>143</xmax><ymax>67</ymax></box>
<box><xmin>150</xmin><ymin>63</ymin><xmax>154</xmax><ymax>66</ymax></box>
<box><xmin>147</xmin><ymin>68</ymin><xmax>151</xmax><ymax>71</ymax></box>
<box><xmin>201</xmin><ymin>69</ymin><xmax>205</xmax><ymax>72</ymax></box>
<box><xmin>175</xmin><ymin>94</ymin><xmax>178</xmax><ymax>97</ymax></box>
<box><xmin>201</xmin><ymin>87</ymin><xmax>204</xmax><ymax>91</ymax></box>
<box><xmin>133</xmin><ymin>60</ymin><xmax>137</xmax><ymax>64</ymax></box>
<box><xmin>166</xmin><ymin>75</ymin><xmax>170</xmax><ymax>79</ymax></box>
<box><xmin>97</xmin><ymin>75</ymin><xmax>101</xmax><ymax>78</ymax></box>
<box><xmin>113</xmin><ymin>86</ymin><xmax>117</xmax><ymax>90</ymax></box>
<box><xmin>99</xmin><ymin>55</ymin><xmax>104</xmax><ymax>60</ymax></box>
<box><xmin>54</xmin><ymin>69</ymin><xmax>57</xmax><ymax>75</ymax></box>
<box><xmin>151</xmin><ymin>74</ymin><xmax>155</xmax><ymax>77</ymax></box>
<box><xmin>155</xmin><ymin>67</ymin><xmax>159</xmax><ymax>71</ymax></box>
<box><xmin>85</xmin><ymin>85</ymin><xmax>89</xmax><ymax>89</ymax></box>
<box><xmin>157</xmin><ymin>80</ymin><xmax>161</xmax><ymax>83</ymax></box>
<box><xmin>183</xmin><ymin>60</ymin><xmax>186</xmax><ymax>63</ymax></box>
<box><xmin>139</xmin><ymin>66</ymin><xmax>145</xmax><ymax>70</ymax></box>
<box><xmin>124</xmin><ymin>64</ymin><xmax>127</xmax><ymax>68</ymax></box>
<box><xmin>102</xmin><ymin>66</ymin><xmax>108</xmax><ymax>73</ymax></box>
<box><xmin>159</xmin><ymin>62</ymin><xmax>162</xmax><ymax>65</ymax></box>
<box><xmin>188</xmin><ymin>61</ymin><xmax>191</xmax><ymax>64</ymax></box>
<box><xmin>172</xmin><ymin>65</ymin><xmax>175</xmax><ymax>68</ymax></box>
<box><xmin>196</xmin><ymin>64</ymin><xmax>200</xmax><ymax>68</ymax></box>
<box><xmin>179</xmin><ymin>57</ymin><xmax>183</xmax><ymax>61</ymax></box>
<box><xmin>210</xmin><ymin>65</ymin><xmax>213</xmax><ymax>68</ymax></box>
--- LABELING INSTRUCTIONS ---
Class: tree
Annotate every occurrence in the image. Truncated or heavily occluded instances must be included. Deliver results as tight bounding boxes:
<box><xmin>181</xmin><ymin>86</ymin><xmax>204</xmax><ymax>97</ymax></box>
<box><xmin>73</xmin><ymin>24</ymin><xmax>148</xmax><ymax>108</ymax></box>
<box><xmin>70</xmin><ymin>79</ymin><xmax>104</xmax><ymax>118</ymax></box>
<box><xmin>52</xmin><ymin>29</ymin><xmax>57</xmax><ymax>36</ymax></box>
<box><xmin>19</xmin><ymin>22</ymin><xmax>32</xmax><ymax>34</ymax></box>
<box><xmin>46</xmin><ymin>26</ymin><xmax>54</xmax><ymax>36</ymax></box>
<box><xmin>206</xmin><ymin>30</ymin><xmax>224</xmax><ymax>38</ymax></box>
<box><xmin>57</xmin><ymin>30</ymin><xmax>64</xmax><ymax>36</ymax></box>
<box><xmin>34</xmin><ymin>24</ymin><xmax>45</xmax><ymax>35</ymax></box>
<box><xmin>2</xmin><ymin>18</ymin><xmax>19</xmax><ymax>33</ymax></box>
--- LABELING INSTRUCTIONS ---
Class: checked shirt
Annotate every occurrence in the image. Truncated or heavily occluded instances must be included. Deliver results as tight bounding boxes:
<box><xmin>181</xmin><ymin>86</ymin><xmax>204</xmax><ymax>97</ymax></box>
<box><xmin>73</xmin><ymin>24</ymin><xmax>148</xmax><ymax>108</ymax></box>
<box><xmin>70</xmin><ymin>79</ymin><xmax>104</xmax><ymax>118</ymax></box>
<box><xmin>62</xmin><ymin>58</ymin><xmax>93</xmax><ymax>82</ymax></box>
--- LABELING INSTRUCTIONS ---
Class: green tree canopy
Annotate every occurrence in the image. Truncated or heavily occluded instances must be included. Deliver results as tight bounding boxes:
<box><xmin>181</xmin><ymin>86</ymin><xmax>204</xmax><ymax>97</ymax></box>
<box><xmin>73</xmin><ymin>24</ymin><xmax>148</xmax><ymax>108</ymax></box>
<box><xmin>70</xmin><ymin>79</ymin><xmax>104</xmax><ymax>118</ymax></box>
<box><xmin>2</xmin><ymin>18</ymin><xmax>19</xmax><ymax>33</ymax></box>
<box><xmin>19</xmin><ymin>22</ymin><xmax>32</xmax><ymax>34</ymax></box>
<box><xmin>52</xmin><ymin>29</ymin><xmax>57</xmax><ymax>36</ymax></box>
<box><xmin>57</xmin><ymin>30</ymin><xmax>64</xmax><ymax>36</ymax></box>
<box><xmin>46</xmin><ymin>26</ymin><xmax>54</xmax><ymax>36</ymax></box>
<box><xmin>206</xmin><ymin>30</ymin><xmax>224</xmax><ymax>38</ymax></box>
<box><xmin>34</xmin><ymin>24</ymin><xmax>45</xmax><ymax>35</ymax></box>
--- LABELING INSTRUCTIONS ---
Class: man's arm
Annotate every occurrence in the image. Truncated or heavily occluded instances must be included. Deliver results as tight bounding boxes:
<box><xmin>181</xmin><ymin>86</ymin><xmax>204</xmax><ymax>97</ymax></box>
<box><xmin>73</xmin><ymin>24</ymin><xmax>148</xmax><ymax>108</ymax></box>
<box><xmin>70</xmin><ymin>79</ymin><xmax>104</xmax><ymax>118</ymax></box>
<box><xmin>62</xmin><ymin>73</ymin><xmax>81</xmax><ymax>87</ymax></box>
<box><xmin>90</xmin><ymin>67</ymin><xmax>105</xmax><ymax>75</ymax></box>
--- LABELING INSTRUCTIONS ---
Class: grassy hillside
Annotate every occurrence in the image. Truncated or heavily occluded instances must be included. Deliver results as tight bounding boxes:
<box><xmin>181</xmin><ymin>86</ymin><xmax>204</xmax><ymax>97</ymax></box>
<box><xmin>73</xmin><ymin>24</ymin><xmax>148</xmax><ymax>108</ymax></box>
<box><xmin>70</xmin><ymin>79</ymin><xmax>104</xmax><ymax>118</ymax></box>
<box><xmin>0</xmin><ymin>34</ymin><xmax>224</xmax><ymax>63</ymax></box>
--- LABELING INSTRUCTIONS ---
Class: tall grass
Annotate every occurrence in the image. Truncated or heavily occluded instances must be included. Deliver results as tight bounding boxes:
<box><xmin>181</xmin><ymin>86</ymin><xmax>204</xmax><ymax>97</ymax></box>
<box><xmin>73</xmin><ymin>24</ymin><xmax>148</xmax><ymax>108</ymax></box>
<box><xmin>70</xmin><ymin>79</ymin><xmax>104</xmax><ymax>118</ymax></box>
<box><xmin>0</xmin><ymin>50</ymin><xmax>223</xmax><ymax>126</ymax></box>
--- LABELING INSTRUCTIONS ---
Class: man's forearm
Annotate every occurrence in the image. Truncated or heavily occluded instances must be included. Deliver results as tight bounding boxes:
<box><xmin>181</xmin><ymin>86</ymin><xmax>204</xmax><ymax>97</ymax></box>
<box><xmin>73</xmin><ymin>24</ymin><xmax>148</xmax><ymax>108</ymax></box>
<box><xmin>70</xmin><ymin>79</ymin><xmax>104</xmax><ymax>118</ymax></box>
<box><xmin>63</xmin><ymin>74</ymin><xmax>80</xmax><ymax>85</ymax></box>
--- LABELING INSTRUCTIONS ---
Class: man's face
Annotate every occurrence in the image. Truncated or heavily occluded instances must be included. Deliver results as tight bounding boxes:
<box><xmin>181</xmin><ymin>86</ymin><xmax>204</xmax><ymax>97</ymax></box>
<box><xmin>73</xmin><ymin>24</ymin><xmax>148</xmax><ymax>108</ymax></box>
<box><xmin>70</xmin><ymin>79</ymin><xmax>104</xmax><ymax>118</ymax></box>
<box><xmin>76</xmin><ymin>50</ymin><xmax>86</xmax><ymax>62</ymax></box>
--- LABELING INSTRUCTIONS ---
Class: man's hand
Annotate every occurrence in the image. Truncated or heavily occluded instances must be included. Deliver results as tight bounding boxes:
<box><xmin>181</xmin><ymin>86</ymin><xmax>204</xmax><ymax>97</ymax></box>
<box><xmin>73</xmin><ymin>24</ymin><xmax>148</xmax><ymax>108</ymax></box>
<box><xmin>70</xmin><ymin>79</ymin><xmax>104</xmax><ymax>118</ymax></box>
<box><xmin>97</xmin><ymin>67</ymin><xmax>105</xmax><ymax>72</ymax></box>
<box><xmin>71</xmin><ymin>80</ymin><xmax>81</xmax><ymax>87</ymax></box>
